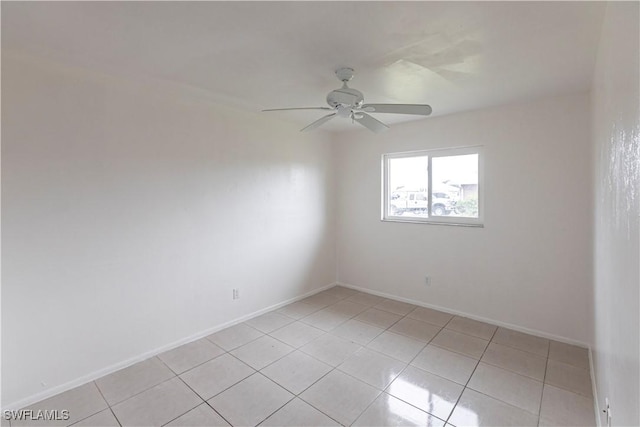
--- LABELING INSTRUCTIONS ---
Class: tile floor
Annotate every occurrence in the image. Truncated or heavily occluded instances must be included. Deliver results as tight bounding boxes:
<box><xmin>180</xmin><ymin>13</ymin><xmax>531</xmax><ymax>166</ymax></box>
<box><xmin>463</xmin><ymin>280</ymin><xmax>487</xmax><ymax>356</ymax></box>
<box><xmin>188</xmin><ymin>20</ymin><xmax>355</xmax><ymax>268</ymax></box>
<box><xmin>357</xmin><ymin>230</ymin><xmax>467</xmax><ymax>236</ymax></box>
<box><xmin>9</xmin><ymin>286</ymin><xmax>596</xmax><ymax>427</ymax></box>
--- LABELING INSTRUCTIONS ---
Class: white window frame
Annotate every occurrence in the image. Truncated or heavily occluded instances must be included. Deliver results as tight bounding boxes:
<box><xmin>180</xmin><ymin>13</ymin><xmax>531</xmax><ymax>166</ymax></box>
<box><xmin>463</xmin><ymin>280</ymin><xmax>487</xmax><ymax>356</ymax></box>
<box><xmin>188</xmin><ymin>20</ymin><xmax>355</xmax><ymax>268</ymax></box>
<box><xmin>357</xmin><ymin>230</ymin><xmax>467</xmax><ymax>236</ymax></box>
<box><xmin>382</xmin><ymin>145</ymin><xmax>484</xmax><ymax>227</ymax></box>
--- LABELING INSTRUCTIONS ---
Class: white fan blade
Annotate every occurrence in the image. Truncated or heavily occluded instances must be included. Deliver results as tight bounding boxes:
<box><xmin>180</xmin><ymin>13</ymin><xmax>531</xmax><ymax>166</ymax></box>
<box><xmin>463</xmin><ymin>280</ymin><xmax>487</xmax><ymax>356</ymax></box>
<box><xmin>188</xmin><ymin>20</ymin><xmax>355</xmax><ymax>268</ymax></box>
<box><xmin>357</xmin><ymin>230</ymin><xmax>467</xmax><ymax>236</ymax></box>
<box><xmin>300</xmin><ymin>113</ymin><xmax>336</xmax><ymax>132</ymax></box>
<box><xmin>262</xmin><ymin>107</ymin><xmax>333</xmax><ymax>112</ymax></box>
<box><xmin>355</xmin><ymin>113</ymin><xmax>389</xmax><ymax>133</ymax></box>
<box><xmin>361</xmin><ymin>104</ymin><xmax>432</xmax><ymax>116</ymax></box>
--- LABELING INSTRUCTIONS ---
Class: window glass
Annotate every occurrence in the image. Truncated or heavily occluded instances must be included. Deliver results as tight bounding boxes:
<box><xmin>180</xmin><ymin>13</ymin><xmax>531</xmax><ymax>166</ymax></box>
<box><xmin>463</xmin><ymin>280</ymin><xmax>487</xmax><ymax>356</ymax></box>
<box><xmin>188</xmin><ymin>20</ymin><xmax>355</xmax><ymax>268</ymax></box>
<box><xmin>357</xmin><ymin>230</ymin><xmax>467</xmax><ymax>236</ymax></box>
<box><xmin>387</xmin><ymin>155</ymin><xmax>428</xmax><ymax>218</ymax></box>
<box><xmin>431</xmin><ymin>154</ymin><xmax>479</xmax><ymax>218</ymax></box>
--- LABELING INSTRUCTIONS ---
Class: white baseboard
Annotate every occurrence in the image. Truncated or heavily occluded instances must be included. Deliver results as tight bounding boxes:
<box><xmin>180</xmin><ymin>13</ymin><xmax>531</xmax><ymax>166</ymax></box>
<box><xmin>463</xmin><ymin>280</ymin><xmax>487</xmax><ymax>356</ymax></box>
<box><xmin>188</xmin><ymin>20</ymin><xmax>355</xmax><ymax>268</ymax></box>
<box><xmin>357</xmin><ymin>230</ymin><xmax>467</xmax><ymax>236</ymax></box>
<box><xmin>4</xmin><ymin>282</ymin><xmax>337</xmax><ymax>411</ymax></box>
<box><xmin>336</xmin><ymin>281</ymin><xmax>591</xmax><ymax>348</ymax></box>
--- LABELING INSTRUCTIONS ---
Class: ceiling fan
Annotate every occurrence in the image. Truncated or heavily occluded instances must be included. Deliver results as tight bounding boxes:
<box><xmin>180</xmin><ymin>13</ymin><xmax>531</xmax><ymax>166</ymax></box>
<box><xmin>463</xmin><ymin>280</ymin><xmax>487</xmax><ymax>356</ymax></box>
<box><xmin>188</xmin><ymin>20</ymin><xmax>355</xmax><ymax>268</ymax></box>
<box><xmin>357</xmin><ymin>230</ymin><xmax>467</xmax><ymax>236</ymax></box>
<box><xmin>262</xmin><ymin>67</ymin><xmax>432</xmax><ymax>133</ymax></box>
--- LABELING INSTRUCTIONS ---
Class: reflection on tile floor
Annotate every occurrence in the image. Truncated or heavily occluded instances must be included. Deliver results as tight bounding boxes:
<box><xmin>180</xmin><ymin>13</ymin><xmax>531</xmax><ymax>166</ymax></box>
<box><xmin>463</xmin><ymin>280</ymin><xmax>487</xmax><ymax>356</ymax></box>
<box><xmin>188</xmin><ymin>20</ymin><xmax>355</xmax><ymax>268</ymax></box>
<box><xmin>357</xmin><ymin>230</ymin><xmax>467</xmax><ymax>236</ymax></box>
<box><xmin>10</xmin><ymin>286</ymin><xmax>596</xmax><ymax>426</ymax></box>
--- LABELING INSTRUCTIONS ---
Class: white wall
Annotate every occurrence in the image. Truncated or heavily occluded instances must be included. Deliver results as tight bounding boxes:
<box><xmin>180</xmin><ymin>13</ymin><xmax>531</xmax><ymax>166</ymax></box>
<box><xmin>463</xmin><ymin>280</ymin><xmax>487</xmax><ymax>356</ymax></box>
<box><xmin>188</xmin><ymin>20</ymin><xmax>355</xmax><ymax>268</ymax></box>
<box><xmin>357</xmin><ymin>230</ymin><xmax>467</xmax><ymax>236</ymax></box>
<box><xmin>591</xmin><ymin>2</ymin><xmax>640</xmax><ymax>426</ymax></box>
<box><xmin>1</xmin><ymin>53</ymin><xmax>336</xmax><ymax>408</ymax></box>
<box><xmin>335</xmin><ymin>93</ymin><xmax>593</xmax><ymax>345</ymax></box>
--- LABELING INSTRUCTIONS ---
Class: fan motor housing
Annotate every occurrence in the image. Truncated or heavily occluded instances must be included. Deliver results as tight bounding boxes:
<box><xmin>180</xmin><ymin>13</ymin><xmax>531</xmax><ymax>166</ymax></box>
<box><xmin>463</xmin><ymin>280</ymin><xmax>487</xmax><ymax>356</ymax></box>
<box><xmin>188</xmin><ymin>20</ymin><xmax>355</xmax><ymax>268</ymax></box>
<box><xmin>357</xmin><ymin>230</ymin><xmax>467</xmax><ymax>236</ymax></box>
<box><xmin>326</xmin><ymin>86</ymin><xmax>364</xmax><ymax>108</ymax></box>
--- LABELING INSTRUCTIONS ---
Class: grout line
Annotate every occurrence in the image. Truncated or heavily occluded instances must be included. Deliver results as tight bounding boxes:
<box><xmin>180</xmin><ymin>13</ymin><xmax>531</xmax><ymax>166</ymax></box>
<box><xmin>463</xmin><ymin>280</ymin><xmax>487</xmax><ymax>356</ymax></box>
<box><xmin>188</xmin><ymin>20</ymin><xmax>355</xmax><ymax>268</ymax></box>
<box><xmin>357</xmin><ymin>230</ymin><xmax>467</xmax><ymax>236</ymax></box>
<box><xmin>161</xmin><ymin>353</ymin><xmax>252</xmax><ymax>407</ymax></box>
<box><xmin>165</xmin><ymin>361</ymin><xmax>236</xmax><ymax>426</ymax></box>
<box><xmin>100</xmin><ymin>358</ymin><xmax>180</xmax><ymax>407</ymax></box>
<box><xmin>160</xmin><ymin>346</ymin><xmax>227</xmax><ymax>376</ymax></box>
<box><xmin>132</xmin><ymin>357</ymin><xmax>205</xmax><ymax>426</ymax></box>
<box><xmin>159</xmin><ymin>388</ymin><xmax>206</xmax><ymax>427</ymax></box>
<box><xmin>375</xmin><ymin>326</ymin><xmax>446</xmax><ymax>419</ymax></box>
<box><xmin>444</xmin><ymin>325</ymin><xmax>499</xmax><ymax>425</ymax></box>
<box><xmin>344</xmin><ymin>328</ymin><xmax>433</xmax><ymax>425</ymax></box>
<box><xmin>375</xmin><ymin>326</ymin><xmax>538</xmax><ymax>426</ymax></box>
<box><xmin>103</xmin><ymin>375</ymin><xmax>183</xmax><ymax>419</ymax></box>
<box><xmin>203</xmin><ymin>401</ymin><xmax>234</xmax><ymax>427</ymax></box>
<box><xmin>207</xmin><ymin>373</ymin><xmax>295</xmax><ymax>427</ymax></box>
<box><xmin>491</xmin><ymin>334</ymin><xmax>552</xmax><ymax>360</ymax></box>
<box><xmin>487</xmin><ymin>339</ymin><xmax>550</xmax><ymax>359</ymax></box>
<box><xmin>279</xmin><ymin>362</ymin><xmax>350</xmax><ymax>425</ymax></box>
<box><xmin>204</xmin><ymin>323</ymin><xmax>266</xmax><ymax>352</ymax></box>
<box><xmin>89</xmin><ymin>381</ymin><xmax>122</xmax><ymax>427</ymax></box>
<box><xmin>342</xmin><ymin>314</ymin><xmax>447</xmax><ymax>423</ymax></box>
<box><xmin>290</xmin><ymin>305</ymin><xmax>428</xmax><ymax>425</ymax></box>
<box><xmin>535</xmin><ymin>338</ymin><xmax>552</xmax><ymax>426</ymax></box>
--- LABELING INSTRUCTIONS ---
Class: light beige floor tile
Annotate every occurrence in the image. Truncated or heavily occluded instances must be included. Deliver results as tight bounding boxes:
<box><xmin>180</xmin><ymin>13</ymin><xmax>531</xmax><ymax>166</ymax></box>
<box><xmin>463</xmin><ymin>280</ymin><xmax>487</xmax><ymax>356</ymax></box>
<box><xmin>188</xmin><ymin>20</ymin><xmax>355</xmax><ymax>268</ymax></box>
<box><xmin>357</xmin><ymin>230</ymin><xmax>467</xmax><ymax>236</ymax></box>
<box><xmin>230</xmin><ymin>335</ymin><xmax>294</xmax><ymax>370</ymax></box>
<box><xmin>111</xmin><ymin>378</ymin><xmax>201</xmax><ymax>427</ymax></box>
<box><xmin>95</xmin><ymin>357</ymin><xmax>174</xmax><ymax>405</ymax></box>
<box><xmin>323</xmin><ymin>286</ymin><xmax>358</xmax><ymax>300</ymax></box>
<box><xmin>352</xmin><ymin>393</ymin><xmax>445</xmax><ymax>427</ymax></box>
<box><xmin>354</xmin><ymin>308</ymin><xmax>402</xmax><ymax>329</ymax></box>
<box><xmin>539</xmin><ymin>384</ymin><xmax>595</xmax><ymax>426</ymax></box>
<box><xmin>448</xmin><ymin>388</ymin><xmax>539</xmax><ymax>427</ymax></box>
<box><xmin>277</xmin><ymin>301</ymin><xmax>321</xmax><ymax>320</ymax></box>
<box><xmin>346</xmin><ymin>293</ymin><xmax>385</xmax><ymax>307</ymax></box>
<box><xmin>389</xmin><ymin>317</ymin><xmax>442</xmax><ymax>342</ymax></box>
<box><xmin>326</xmin><ymin>300</ymin><xmax>369</xmax><ymax>317</ymax></box>
<box><xmin>330</xmin><ymin>319</ymin><xmax>384</xmax><ymax>345</ymax></box>
<box><xmin>467</xmin><ymin>362</ymin><xmax>543</xmax><ymax>415</ymax></box>
<box><xmin>300</xmin><ymin>309</ymin><xmax>351</xmax><ymax>331</ymax></box>
<box><xmin>338</xmin><ymin>347</ymin><xmax>406</xmax><ymax>389</ymax></box>
<box><xmin>158</xmin><ymin>338</ymin><xmax>225</xmax><ymax>374</ymax></box>
<box><xmin>373</xmin><ymin>299</ymin><xmax>417</xmax><ymax>316</ymax></box>
<box><xmin>165</xmin><ymin>404</ymin><xmax>229</xmax><ymax>426</ymax></box>
<box><xmin>548</xmin><ymin>341</ymin><xmax>589</xmax><ymax>369</ymax></box>
<box><xmin>445</xmin><ymin>317</ymin><xmax>497</xmax><ymax>340</ymax></box>
<box><xmin>545</xmin><ymin>359</ymin><xmax>592</xmax><ymax>397</ymax></box>
<box><xmin>13</xmin><ymin>382</ymin><xmax>108</xmax><ymax>427</ymax></box>
<box><xmin>206</xmin><ymin>323</ymin><xmax>263</xmax><ymax>351</ymax></box>
<box><xmin>408</xmin><ymin>307</ymin><xmax>454</xmax><ymax>327</ymax></box>
<box><xmin>492</xmin><ymin>328</ymin><xmax>549</xmax><ymax>357</ymax></box>
<box><xmin>299</xmin><ymin>370</ymin><xmax>380</xmax><ymax>426</ymax></box>
<box><xmin>269</xmin><ymin>321</ymin><xmax>324</xmax><ymax>348</ymax></box>
<box><xmin>72</xmin><ymin>409</ymin><xmax>119</xmax><ymax>427</ymax></box>
<box><xmin>300</xmin><ymin>293</ymin><xmax>342</xmax><ymax>308</ymax></box>
<box><xmin>431</xmin><ymin>329</ymin><xmax>489</xmax><ymax>359</ymax></box>
<box><xmin>179</xmin><ymin>353</ymin><xmax>254</xmax><ymax>400</ymax></box>
<box><xmin>387</xmin><ymin>365</ymin><xmax>463</xmax><ymax>421</ymax></box>
<box><xmin>411</xmin><ymin>345</ymin><xmax>478</xmax><ymax>385</ymax></box>
<box><xmin>259</xmin><ymin>398</ymin><xmax>339</xmax><ymax>427</ymax></box>
<box><xmin>299</xmin><ymin>334</ymin><xmax>362</xmax><ymax>366</ymax></box>
<box><xmin>367</xmin><ymin>331</ymin><xmax>426</xmax><ymax>363</ymax></box>
<box><xmin>246</xmin><ymin>312</ymin><xmax>294</xmax><ymax>334</ymax></box>
<box><xmin>261</xmin><ymin>351</ymin><xmax>332</xmax><ymax>394</ymax></box>
<box><xmin>481</xmin><ymin>342</ymin><xmax>546</xmax><ymax>381</ymax></box>
<box><xmin>208</xmin><ymin>374</ymin><xmax>293</xmax><ymax>427</ymax></box>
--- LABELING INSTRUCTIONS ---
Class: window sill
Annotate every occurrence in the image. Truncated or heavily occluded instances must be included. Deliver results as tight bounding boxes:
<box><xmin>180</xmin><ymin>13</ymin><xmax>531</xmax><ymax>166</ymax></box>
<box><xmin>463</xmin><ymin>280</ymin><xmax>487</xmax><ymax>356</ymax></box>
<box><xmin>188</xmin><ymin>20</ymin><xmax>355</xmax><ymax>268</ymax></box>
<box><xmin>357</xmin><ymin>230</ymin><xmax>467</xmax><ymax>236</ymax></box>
<box><xmin>381</xmin><ymin>218</ymin><xmax>484</xmax><ymax>227</ymax></box>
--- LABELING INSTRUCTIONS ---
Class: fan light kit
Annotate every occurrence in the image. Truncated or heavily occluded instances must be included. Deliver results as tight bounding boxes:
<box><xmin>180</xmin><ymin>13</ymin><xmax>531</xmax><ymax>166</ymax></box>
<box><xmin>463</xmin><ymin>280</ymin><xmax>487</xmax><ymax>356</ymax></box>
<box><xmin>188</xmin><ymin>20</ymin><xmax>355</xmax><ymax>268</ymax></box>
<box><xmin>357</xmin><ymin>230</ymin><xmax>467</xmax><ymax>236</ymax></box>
<box><xmin>262</xmin><ymin>68</ymin><xmax>432</xmax><ymax>133</ymax></box>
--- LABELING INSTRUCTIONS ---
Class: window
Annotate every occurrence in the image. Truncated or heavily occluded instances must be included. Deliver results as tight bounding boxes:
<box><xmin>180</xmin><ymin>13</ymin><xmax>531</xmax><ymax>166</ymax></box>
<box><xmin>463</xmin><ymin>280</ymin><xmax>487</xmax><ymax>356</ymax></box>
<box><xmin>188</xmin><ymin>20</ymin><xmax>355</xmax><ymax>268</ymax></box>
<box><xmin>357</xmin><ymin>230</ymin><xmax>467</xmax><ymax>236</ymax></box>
<box><xmin>382</xmin><ymin>146</ymin><xmax>483</xmax><ymax>226</ymax></box>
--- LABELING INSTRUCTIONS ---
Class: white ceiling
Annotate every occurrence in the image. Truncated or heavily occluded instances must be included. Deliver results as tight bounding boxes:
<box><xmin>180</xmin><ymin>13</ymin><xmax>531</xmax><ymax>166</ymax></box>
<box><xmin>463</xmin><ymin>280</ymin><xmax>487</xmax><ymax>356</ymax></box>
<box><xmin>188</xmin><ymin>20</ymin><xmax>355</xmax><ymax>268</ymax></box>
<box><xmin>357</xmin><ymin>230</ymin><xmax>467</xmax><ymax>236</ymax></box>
<box><xmin>2</xmin><ymin>1</ymin><xmax>606</xmax><ymax>132</ymax></box>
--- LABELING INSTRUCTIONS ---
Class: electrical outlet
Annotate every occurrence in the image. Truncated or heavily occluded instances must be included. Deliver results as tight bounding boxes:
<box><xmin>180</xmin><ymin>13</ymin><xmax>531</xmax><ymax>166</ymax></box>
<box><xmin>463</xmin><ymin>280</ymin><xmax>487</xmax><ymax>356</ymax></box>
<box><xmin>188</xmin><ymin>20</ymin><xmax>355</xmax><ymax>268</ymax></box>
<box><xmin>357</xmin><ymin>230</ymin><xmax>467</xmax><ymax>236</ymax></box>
<box><xmin>425</xmin><ymin>276</ymin><xmax>431</xmax><ymax>286</ymax></box>
<box><xmin>232</xmin><ymin>289</ymin><xmax>240</xmax><ymax>300</ymax></box>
